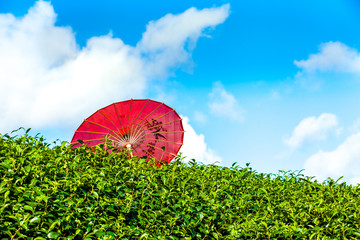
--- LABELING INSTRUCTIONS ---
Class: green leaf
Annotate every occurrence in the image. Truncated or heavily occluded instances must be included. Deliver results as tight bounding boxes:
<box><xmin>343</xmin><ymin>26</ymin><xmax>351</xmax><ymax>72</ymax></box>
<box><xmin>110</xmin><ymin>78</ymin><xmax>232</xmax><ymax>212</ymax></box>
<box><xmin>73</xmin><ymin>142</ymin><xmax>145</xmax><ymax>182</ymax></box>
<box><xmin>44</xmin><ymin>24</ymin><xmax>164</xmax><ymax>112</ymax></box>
<box><xmin>96</xmin><ymin>231</ymin><xmax>106</xmax><ymax>237</ymax></box>
<box><xmin>47</xmin><ymin>232</ymin><xmax>60</xmax><ymax>238</ymax></box>
<box><xmin>1</xmin><ymin>130</ymin><xmax>360</xmax><ymax>239</ymax></box>
<box><xmin>48</xmin><ymin>221</ymin><xmax>60</xmax><ymax>232</ymax></box>
<box><xmin>25</xmin><ymin>165</ymin><xmax>31</xmax><ymax>172</ymax></box>
<box><xmin>93</xmin><ymin>191</ymin><xmax>99</xmax><ymax>198</ymax></box>
<box><xmin>4</xmin><ymin>190</ymin><xmax>10</xmax><ymax>199</ymax></box>
<box><xmin>24</xmin><ymin>205</ymin><xmax>34</xmax><ymax>211</ymax></box>
<box><xmin>75</xmin><ymin>229</ymin><xmax>81</xmax><ymax>236</ymax></box>
<box><xmin>29</xmin><ymin>216</ymin><xmax>41</xmax><ymax>224</ymax></box>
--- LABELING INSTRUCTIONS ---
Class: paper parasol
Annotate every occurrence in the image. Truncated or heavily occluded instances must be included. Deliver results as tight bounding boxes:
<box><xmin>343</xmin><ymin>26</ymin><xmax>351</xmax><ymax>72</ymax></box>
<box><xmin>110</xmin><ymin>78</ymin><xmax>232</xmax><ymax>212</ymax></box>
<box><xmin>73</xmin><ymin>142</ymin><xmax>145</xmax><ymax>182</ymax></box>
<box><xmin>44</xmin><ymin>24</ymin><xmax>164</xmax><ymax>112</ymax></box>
<box><xmin>71</xmin><ymin>99</ymin><xmax>184</xmax><ymax>163</ymax></box>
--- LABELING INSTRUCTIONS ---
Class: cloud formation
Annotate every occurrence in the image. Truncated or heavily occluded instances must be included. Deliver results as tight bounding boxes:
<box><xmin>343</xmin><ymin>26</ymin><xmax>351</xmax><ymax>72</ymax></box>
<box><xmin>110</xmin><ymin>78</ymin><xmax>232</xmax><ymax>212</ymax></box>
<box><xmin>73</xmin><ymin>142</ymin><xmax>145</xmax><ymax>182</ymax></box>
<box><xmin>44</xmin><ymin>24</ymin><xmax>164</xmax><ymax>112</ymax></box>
<box><xmin>138</xmin><ymin>4</ymin><xmax>230</xmax><ymax>78</ymax></box>
<box><xmin>284</xmin><ymin>113</ymin><xmax>339</xmax><ymax>149</ymax></box>
<box><xmin>180</xmin><ymin>116</ymin><xmax>222</xmax><ymax>164</ymax></box>
<box><xmin>208</xmin><ymin>81</ymin><xmax>244</xmax><ymax>121</ymax></box>
<box><xmin>0</xmin><ymin>1</ymin><xmax>230</xmax><ymax>133</ymax></box>
<box><xmin>291</xmin><ymin>42</ymin><xmax>360</xmax><ymax>184</ymax></box>
<box><xmin>294</xmin><ymin>41</ymin><xmax>360</xmax><ymax>74</ymax></box>
<box><xmin>294</xmin><ymin>41</ymin><xmax>360</xmax><ymax>88</ymax></box>
<box><xmin>304</xmin><ymin>132</ymin><xmax>360</xmax><ymax>185</ymax></box>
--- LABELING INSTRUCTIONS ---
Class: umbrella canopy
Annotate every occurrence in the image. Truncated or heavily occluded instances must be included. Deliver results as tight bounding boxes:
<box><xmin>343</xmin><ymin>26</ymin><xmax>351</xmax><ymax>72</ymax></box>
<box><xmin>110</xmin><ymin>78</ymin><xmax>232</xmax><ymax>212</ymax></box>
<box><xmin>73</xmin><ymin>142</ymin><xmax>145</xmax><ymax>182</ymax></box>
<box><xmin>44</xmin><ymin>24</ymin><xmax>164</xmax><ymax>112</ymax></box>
<box><xmin>71</xmin><ymin>99</ymin><xmax>184</xmax><ymax>164</ymax></box>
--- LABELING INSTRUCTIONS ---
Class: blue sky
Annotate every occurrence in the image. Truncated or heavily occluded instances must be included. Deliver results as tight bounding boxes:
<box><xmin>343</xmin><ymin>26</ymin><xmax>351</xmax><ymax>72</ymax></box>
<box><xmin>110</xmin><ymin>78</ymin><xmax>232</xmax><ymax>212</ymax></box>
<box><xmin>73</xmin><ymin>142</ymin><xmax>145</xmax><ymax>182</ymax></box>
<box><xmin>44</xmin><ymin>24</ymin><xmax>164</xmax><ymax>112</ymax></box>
<box><xmin>2</xmin><ymin>0</ymin><xmax>360</xmax><ymax>184</ymax></box>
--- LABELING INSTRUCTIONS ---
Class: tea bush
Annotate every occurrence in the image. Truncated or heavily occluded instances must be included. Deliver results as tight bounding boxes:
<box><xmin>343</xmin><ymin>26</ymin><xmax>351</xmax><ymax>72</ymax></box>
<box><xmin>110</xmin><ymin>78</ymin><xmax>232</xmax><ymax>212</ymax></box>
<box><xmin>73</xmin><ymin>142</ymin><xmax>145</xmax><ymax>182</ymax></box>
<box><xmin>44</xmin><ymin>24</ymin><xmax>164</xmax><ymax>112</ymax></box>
<box><xmin>1</xmin><ymin>129</ymin><xmax>360</xmax><ymax>239</ymax></box>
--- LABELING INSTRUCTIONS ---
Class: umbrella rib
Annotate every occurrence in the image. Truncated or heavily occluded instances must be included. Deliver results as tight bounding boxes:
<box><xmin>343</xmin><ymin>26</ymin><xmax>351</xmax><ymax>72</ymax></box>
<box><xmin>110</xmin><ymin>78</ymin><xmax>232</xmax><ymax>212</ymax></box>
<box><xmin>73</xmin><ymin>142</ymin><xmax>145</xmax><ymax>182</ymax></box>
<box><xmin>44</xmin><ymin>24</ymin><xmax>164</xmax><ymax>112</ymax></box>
<box><xmin>79</xmin><ymin>137</ymin><xmax>107</xmax><ymax>143</ymax></box>
<box><xmin>113</xmin><ymin>140</ymin><xmax>127</xmax><ymax>148</ymax></box>
<box><xmin>146</xmin><ymin>118</ymin><xmax>183</xmax><ymax>131</ymax></box>
<box><xmin>160</xmin><ymin>149</ymin><xmax>165</xmax><ymax>162</ymax></box>
<box><xmin>99</xmin><ymin>110</ymin><xmax>122</xmax><ymax>136</ymax></box>
<box><xmin>143</xmin><ymin>130</ymin><xmax>185</xmax><ymax>136</ymax></box>
<box><xmin>128</xmin><ymin>99</ymin><xmax>149</xmax><ymax>135</ymax></box>
<box><xmin>126</xmin><ymin>99</ymin><xmax>133</xmax><ymax>131</ymax></box>
<box><xmin>143</xmin><ymin>142</ymin><xmax>177</xmax><ymax>157</ymax></box>
<box><xmin>110</xmin><ymin>130</ymin><xmax>129</xmax><ymax>146</ymax></box>
<box><xmin>129</xmin><ymin>126</ymin><xmax>144</xmax><ymax>144</ymax></box>
<box><xmin>130</xmin><ymin>124</ymin><xmax>149</xmax><ymax>141</ymax></box>
<box><xmin>113</xmin><ymin>103</ymin><xmax>126</xmax><ymax>135</ymax></box>
<box><xmin>136</xmin><ymin>102</ymin><xmax>165</xmax><ymax>127</ymax></box>
<box><xmin>132</xmin><ymin>146</ymin><xmax>142</xmax><ymax>158</ymax></box>
<box><xmin>128</xmin><ymin>99</ymin><xmax>149</xmax><ymax>144</ymax></box>
<box><xmin>132</xmin><ymin>125</ymin><xmax>147</xmax><ymax>142</ymax></box>
<box><xmin>70</xmin><ymin>143</ymin><xmax>81</xmax><ymax>147</ymax></box>
<box><xmin>84</xmin><ymin>120</ymin><xmax>120</xmax><ymax>137</ymax></box>
<box><xmin>75</xmin><ymin>130</ymin><xmax>110</xmax><ymax>135</ymax></box>
<box><xmin>127</xmin><ymin>110</ymin><xmax>137</xmax><ymax>144</ymax></box>
<box><xmin>109</xmin><ymin>133</ymin><xmax>126</xmax><ymax>144</ymax></box>
<box><xmin>74</xmin><ymin>131</ymin><xmax>127</xmax><ymax>146</ymax></box>
<box><xmin>132</xmin><ymin>117</ymin><xmax>183</xmax><ymax>137</ymax></box>
<box><xmin>128</xmin><ymin>127</ymin><xmax>139</xmax><ymax>145</ymax></box>
<box><xmin>73</xmin><ymin>135</ymin><xmax>126</xmax><ymax>148</ymax></box>
<box><xmin>142</xmin><ymin>137</ymin><xmax>183</xmax><ymax>145</ymax></box>
<box><xmin>149</xmin><ymin>108</ymin><xmax>175</xmax><ymax>123</ymax></box>
<box><xmin>136</xmin><ymin>144</ymin><xmax>156</xmax><ymax>160</ymax></box>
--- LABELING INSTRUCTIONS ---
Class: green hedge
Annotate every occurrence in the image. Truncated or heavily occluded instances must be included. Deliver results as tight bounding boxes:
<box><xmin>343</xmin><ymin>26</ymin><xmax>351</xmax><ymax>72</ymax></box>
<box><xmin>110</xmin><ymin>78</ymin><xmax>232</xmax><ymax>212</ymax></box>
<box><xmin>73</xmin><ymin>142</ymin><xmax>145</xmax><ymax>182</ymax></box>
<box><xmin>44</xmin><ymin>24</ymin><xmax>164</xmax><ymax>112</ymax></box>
<box><xmin>1</xmin><ymin>129</ymin><xmax>360</xmax><ymax>239</ymax></box>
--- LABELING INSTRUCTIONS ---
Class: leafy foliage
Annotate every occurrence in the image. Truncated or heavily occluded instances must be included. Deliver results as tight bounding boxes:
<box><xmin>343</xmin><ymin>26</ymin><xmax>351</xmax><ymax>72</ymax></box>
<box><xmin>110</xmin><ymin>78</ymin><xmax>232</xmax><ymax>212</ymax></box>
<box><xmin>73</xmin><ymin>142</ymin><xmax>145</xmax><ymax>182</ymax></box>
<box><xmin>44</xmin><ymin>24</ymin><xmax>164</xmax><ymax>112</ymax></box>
<box><xmin>1</xmin><ymin>129</ymin><xmax>360</xmax><ymax>239</ymax></box>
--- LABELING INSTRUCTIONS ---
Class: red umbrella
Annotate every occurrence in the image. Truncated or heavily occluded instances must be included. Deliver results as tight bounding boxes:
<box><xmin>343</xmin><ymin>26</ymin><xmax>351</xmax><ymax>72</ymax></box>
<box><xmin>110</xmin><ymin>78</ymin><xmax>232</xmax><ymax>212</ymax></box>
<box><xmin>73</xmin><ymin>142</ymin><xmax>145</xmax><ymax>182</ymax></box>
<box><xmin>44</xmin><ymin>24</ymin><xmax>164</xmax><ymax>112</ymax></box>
<box><xmin>71</xmin><ymin>99</ymin><xmax>184</xmax><ymax>164</ymax></box>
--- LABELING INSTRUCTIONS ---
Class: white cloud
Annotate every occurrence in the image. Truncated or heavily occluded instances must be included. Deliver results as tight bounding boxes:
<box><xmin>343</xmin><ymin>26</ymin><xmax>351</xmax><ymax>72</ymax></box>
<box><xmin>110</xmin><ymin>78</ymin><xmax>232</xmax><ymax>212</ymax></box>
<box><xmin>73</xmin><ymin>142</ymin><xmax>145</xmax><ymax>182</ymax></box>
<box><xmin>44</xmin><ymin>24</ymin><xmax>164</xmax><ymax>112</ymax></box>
<box><xmin>0</xmin><ymin>1</ymin><xmax>230</xmax><ymax>133</ymax></box>
<box><xmin>208</xmin><ymin>81</ymin><xmax>244</xmax><ymax>121</ymax></box>
<box><xmin>284</xmin><ymin>113</ymin><xmax>339</xmax><ymax>149</ymax></box>
<box><xmin>294</xmin><ymin>41</ymin><xmax>360</xmax><ymax>88</ymax></box>
<box><xmin>180</xmin><ymin>116</ymin><xmax>222</xmax><ymax>164</ymax></box>
<box><xmin>138</xmin><ymin>4</ymin><xmax>230</xmax><ymax>78</ymax></box>
<box><xmin>294</xmin><ymin>41</ymin><xmax>360</xmax><ymax>73</ymax></box>
<box><xmin>304</xmin><ymin>132</ymin><xmax>360</xmax><ymax>185</ymax></box>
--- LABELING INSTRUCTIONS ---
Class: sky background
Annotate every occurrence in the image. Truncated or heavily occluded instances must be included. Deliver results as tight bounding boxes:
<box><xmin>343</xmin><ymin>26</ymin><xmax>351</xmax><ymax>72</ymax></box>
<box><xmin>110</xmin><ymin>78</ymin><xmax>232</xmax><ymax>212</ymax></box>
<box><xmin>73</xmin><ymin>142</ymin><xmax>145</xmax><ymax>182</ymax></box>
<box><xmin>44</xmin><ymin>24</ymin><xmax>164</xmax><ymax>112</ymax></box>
<box><xmin>1</xmin><ymin>0</ymin><xmax>360</xmax><ymax>185</ymax></box>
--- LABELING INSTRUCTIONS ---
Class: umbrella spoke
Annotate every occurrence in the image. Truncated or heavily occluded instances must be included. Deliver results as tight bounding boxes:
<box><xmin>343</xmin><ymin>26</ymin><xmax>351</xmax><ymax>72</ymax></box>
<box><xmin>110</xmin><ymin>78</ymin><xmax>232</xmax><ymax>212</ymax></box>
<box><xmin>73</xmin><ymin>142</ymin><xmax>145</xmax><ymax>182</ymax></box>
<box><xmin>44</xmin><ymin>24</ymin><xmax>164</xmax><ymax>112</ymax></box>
<box><xmin>128</xmin><ymin>118</ymin><xmax>183</xmax><ymax>139</ymax></box>
<box><xmin>128</xmin><ymin>99</ymin><xmax>149</xmax><ymax>144</ymax></box>
<box><xmin>142</xmin><ymin>130</ymin><xmax>185</xmax><ymax>140</ymax></box>
<box><xmin>136</xmin><ymin>144</ymin><xmax>156</xmax><ymax>160</ymax></box>
<box><xmin>136</xmin><ymin>102</ymin><xmax>164</xmax><ymax>127</ymax></box>
<box><xmin>84</xmin><ymin>120</ymin><xmax>123</xmax><ymax>140</ymax></box>
<box><xmin>143</xmin><ymin>130</ymin><xmax>185</xmax><ymax>136</ymax></box>
<box><xmin>129</xmin><ymin>125</ymin><xmax>145</xmax><ymax>144</ymax></box>
<box><xmin>149</xmin><ymin>108</ymin><xmax>175</xmax><ymax>123</ymax></box>
<box><xmin>99</xmin><ymin>110</ymin><xmax>123</xmax><ymax>135</ymax></box>
<box><xmin>126</xmin><ymin>99</ymin><xmax>133</xmax><ymax>131</ymax></box>
<box><xmin>128</xmin><ymin>99</ymin><xmax>149</xmax><ymax>132</ymax></box>
<box><xmin>146</xmin><ymin>118</ymin><xmax>183</xmax><ymax>131</ymax></box>
<box><xmin>143</xmin><ymin>142</ymin><xmax>177</xmax><ymax>157</ymax></box>
<box><xmin>113</xmin><ymin>103</ymin><xmax>126</xmax><ymax>135</ymax></box>
<box><xmin>110</xmin><ymin>133</ymin><xmax>126</xmax><ymax>143</ymax></box>
<box><xmin>78</xmin><ymin>137</ymin><xmax>106</xmax><ymax>143</ymax></box>
<box><xmin>132</xmin><ymin>146</ymin><xmax>143</xmax><ymax>158</ymax></box>
<box><xmin>142</xmin><ymin>137</ymin><xmax>183</xmax><ymax>145</ymax></box>
<box><xmin>75</xmin><ymin>130</ymin><xmax>109</xmax><ymax>135</ymax></box>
